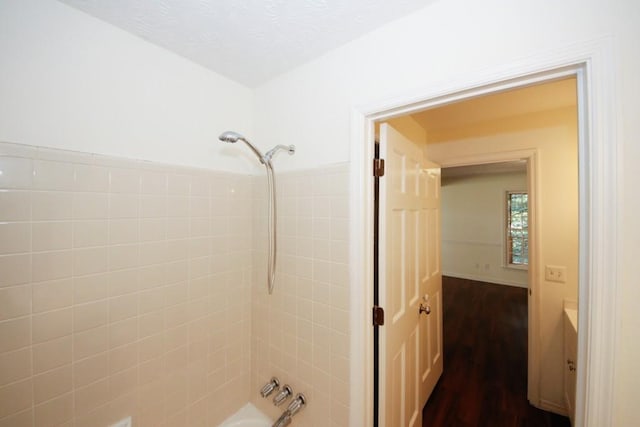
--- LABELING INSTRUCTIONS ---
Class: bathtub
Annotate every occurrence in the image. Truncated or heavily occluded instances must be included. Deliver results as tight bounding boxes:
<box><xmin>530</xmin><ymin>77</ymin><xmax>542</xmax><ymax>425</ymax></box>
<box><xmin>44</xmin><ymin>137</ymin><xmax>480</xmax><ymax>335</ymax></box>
<box><xmin>218</xmin><ymin>403</ymin><xmax>272</xmax><ymax>427</ymax></box>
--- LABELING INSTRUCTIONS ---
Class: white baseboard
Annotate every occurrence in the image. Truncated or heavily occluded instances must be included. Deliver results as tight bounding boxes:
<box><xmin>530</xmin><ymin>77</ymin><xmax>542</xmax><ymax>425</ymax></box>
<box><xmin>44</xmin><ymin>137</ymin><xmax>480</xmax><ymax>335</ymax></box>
<box><xmin>442</xmin><ymin>271</ymin><xmax>528</xmax><ymax>288</ymax></box>
<box><xmin>538</xmin><ymin>398</ymin><xmax>568</xmax><ymax>416</ymax></box>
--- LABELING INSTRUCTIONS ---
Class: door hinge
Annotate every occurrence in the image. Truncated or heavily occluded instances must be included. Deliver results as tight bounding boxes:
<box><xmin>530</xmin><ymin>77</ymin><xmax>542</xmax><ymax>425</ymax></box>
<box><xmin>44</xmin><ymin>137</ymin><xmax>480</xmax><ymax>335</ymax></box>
<box><xmin>373</xmin><ymin>158</ymin><xmax>385</xmax><ymax>177</ymax></box>
<box><xmin>373</xmin><ymin>306</ymin><xmax>385</xmax><ymax>326</ymax></box>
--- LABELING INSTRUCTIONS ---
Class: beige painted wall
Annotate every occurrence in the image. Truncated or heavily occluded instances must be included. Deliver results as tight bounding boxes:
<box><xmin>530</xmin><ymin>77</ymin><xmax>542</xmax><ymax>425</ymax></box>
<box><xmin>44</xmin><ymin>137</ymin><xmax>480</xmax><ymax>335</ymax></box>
<box><xmin>426</xmin><ymin>106</ymin><xmax>579</xmax><ymax>409</ymax></box>
<box><xmin>441</xmin><ymin>171</ymin><xmax>529</xmax><ymax>287</ymax></box>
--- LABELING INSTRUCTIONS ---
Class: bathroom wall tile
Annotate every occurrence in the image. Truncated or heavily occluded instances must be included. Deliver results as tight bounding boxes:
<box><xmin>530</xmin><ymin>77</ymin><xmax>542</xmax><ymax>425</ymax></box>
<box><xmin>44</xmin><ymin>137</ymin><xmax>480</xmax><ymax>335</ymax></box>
<box><xmin>330</xmin><ymin>196</ymin><xmax>349</xmax><ymax>218</ymax></box>
<box><xmin>0</xmin><ymin>254</ymin><xmax>31</xmax><ymax>287</ymax></box>
<box><xmin>74</xmin><ymin>326</ymin><xmax>109</xmax><ymax>360</ymax></box>
<box><xmin>166</xmin><ymin>238</ymin><xmax>189</xmax><ymax>261</ymax></box>
<box><xmin>167</xmin><ymin>197</ymin><xmax>189</xmax><ymax>217</ymax></box>
<box><xmin>32</xmin><ymin>250</ymin><xmax>73</xmax><ymax>283</ymax></box>
<box><xmin>138</xmin><ymin>333</ymin><xmax>164</xmax><ymax>363</ymax></box>
<box><xmin>33</xmin><ymin>336</ymin><xmax>72</xmax><ymax>374</ymax></box>
<box><xmin>0</xmin><ymin>348</ymin><xmax>31</xmax><ymax>386</ymax></box>
<box><xmin>74</xmin><ymin>273</ymin><xmax>108</xmax><ymax>304</ymax></box>
<box><xmin>109</xmin><ymin>244</ymin><xmax>139</xmax><ymax>271</ymax></box>
<box><xmin>109</xmin><ymin>293</ymin><xmax>138</xmax><ymax>322</ymax></box>
<box><xmin>73</xmin><ymin>402</ymin><xmax>110</xmax><ymax>427</ymax></box>
<box><xmin>331</xmin><ymin>285</ymin><xmax>350</xmax><ymax>311</ymax></box>
<box><xmin>73</xmin><ymin>352</ymin><xmax>108</xmax><ymax>388</ymax></box>
<box><xmin>109</xmin><ymin>168</ymin><xmax>140</xmax><ymax>194</ymax></box>
<box><xmin>139</xmin><ymin>241</ymin><xmax>167</xmax><ymax>266</ymax></box>
<box><xmin>73</xmin><ymin>247</ymin><xmax>108</xmax><ymax>277</ymax></box>
<box><xmin>73</xmin><ymin>301</ymin><xmax>108</xmax><ymax>332</ymax></box>
<box><xmin>74</xmin><ymin>220</ymin><xmax>109</xmax><ymax>248</ymax></box>
<box><xmin>32</xmin><ymin>308</ymin><xmax>73</xmax><ymax>344</ymax></box>
<box><xmin>34</xmin><ymin>392</ymin><xmax>73</xmax><ymax>427</ymax></box>
<box><xmin>108</xmin><ymin>367</ymin><xmax>137</xmax><ymax>400</ymax></box>
<box><xmin>0</xmin><ymin>156</ymin><xmax>32</xmax><ymax>189</ymax></box>
<box><xmin>74</xmin><ymin>164</ymin><xmax>109</xmax><ymax>193</ymax></box>
<box><xmin>167</xmin><ymin>219</ymin><xmax>189</xmax><ymax>239</ymax></box>
<box><xmin>190</xmin><ymin>217</ymin><xmax>210</xmax><ymax>237</ymax></box>
<box><xmin>0</xmin><ymin>408</ymin><xmax>33</xmax><ymax>427</ymax></box>
<box><xmin>72</xmin><ymin>192</ymin><xmax>109</xmax><ymax>220</ymax></box>
<box><xmin>32</xmin><ymin>221</ymin><xmax>71</xmax><ymax>252</ymax></box>
<box><xmin>33</xmin><ymin>160</ymin><xmax>75</xmax><ymax>191</ymax></box>
<box><xmin>109</xmin><ymin>219</ymin><xmax>139</xmax><ymax>245</ymax></box>
<box><xmin>0</xmin><ymin>190</ymin><xmax>30</xmax><ymax>221</ymax></box>
<box><xmin>138</xmin><ymin>311</ymin><xmax>166</xmax><ymax>338</ymax></box>
<box><xmin>108</xmin><ymin>343</ymin><xmax>138</xmax><ymax>375</ymax></box>
<box><xmin>0</xmin><ymin>317</ymin><xmax>31</xmax><ymax>353</ymax></box>
<box><xmin>0</xmin><ymin>144</ymin><xmax>259</xmax><ymax>426</ymax></box>
<box><xmin>140</xmin><ymin>218</ymin><xmax>165</xmax><ymax>242</ymax></box>
<box><xmin>189</xmin><ymin>197</ymin><xmax>210</xmax><ymax>218</ymax></box>
<box><xmin>0</xmin><ymin>285</ymin><xmax>31</xmax><ymax>321</ymax></box>
<box><xmin>141</xmin><ymin>171</ymin><xmax>167</xmax><ymax>195</ymax></box>
<box><xmin>74</xmin><ymin>378</ymin><xmax>109</xmax><ymax>416</ymax></box>
<box><xmin>109</xmin><ymin>317</ymin><xmax>138</xmax><ymax>348</ymax></box>
<box><xmin>138</xmin><ymin>264</ymin><xmax>165</xmax><ymax>290</ymax></box>
<box><xmin>0</xmin><ymin>224</ymin><xmax>30</xmax><ymax>262</ymax></box>
<box><xmin>168</xmin><ymin>174</ymin><xmax>190</xmax><ymax>196</ymax></box>
<box><xmin>164</xmin><ymin>302</ymin><xmax>188</xmax><ymax>330</ymax></box>
<box><xmin>32</xmin><ymin>192</ymin><xmax>72</xmax><ymax>221</ymax></box>
<box><xmin>0</xmin><ymin>378</ymin><xmax>32</xmax><ymax>418</ymax></box>
<box><xmin>188</xmin><ymin>237</ymin><xmax>209</xmax><ymax>258</ymax></box>
<box><xmin>108</xmin><ymin>194</ymin><xmax>139</xmax><ymax>219</ymax></box>
<box><xmin>108</xmin><ymin>268</ymin><xmax>139</xmax><ymax>297</ymax></box>
<box><xmin>139</xmin><ymin>287</ymin><xmax>165</xmax><ymax>315</ymax></box>
<box><xmin>139</xmin><ymin>356</ymin><xmax>163</xmax><ymax>385</ymax></box>
<box><xmin>33</xmin><ymin>364</ymin><xmax>72</xmax><ymax>404</ymax></box>
<box><xmin>164</xmin><ymin>325</ymin><xmax>187</xmax><ymax>353</ymax></box>
<box><xmin>330</xmin><ymin>240</ymin><xmax>349</xmax><ymax>263</ymax></box>
<box><xmin>140</xmin><ymin>195</ymin><xmax>166</xmax><ymax>218</ymax></box>
<box><xmin>331</xmin><ymin>263</ymin><xmax>349</xmax><ymax>288</ymax></box>
<box><xmin>190</xmin><ymin>175</ymin><xmax>210</xmax><ymax>197</ymax></box>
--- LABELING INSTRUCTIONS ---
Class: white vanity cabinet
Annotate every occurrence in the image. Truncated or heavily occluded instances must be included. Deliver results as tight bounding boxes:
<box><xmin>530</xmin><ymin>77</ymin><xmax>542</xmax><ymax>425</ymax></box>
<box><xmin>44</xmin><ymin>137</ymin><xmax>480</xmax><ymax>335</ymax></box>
<box><xmin>563</xmin><ymin>306</ymin><xmax>578</xmax><ymax>426</ymax></box>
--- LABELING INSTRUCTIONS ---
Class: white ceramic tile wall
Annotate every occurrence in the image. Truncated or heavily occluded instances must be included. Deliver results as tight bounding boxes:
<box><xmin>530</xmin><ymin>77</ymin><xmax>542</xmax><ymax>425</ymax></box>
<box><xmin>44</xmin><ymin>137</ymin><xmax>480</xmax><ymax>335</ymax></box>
<box><xmin>250</xmin><ymin>165</ymin><xmax>350</xmax><ymax>426</ymax></box>
<box><xmin>0</xmin><ymin>142</ymin><xmax>253</xmax><ymax>427</ymax></box>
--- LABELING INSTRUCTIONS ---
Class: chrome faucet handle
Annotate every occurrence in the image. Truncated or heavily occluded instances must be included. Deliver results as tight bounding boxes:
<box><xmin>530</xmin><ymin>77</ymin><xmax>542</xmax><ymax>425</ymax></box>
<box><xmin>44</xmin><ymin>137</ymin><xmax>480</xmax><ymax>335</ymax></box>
<box><xmin>260</xmin><ymin>377</ymin><xmax>280</xmax><ymax>398</ymax></box>
<box><xmin>272</xmin><ymin>384</ymin><xmax>293</xmax><ymax>406</ymax></box>
<box><xmin>285</xmin><ymin>393</ymin><xmax>307</xmax><ymax>416</ymax></box>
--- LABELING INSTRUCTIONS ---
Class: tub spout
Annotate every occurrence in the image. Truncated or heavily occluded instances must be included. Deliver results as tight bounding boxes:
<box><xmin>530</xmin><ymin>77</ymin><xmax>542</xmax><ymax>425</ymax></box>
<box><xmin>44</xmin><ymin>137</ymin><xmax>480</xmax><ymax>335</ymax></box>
<box><xmin>272</xmin><ymin>393</ymin><xmax>306</xmax><ymax>427</ymax></box>
<box><xmin>272</xmin><ymin>411</ymin><xmax>292</xmax><ymax>427</ymax></box>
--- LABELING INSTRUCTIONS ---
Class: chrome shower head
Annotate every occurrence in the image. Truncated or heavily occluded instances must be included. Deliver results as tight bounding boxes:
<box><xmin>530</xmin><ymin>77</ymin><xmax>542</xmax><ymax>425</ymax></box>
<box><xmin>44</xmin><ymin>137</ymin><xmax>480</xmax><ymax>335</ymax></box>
<box><xmin>218</xmin><ymin>130</ymin><xmax>266</xmax><ymax>163</ymax></box>
<box><xmin>218</xmin><ymin>131</ymin><xmax>245</xmax><ymax>143</ymax></box>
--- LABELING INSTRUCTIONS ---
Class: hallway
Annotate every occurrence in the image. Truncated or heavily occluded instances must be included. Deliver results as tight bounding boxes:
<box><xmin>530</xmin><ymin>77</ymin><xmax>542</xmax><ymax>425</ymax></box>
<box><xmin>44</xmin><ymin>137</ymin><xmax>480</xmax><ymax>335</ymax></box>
<box><xmin>422</xmin><ymin>277</ymin><xmax>571</xmax><ymax>427</ymax></box>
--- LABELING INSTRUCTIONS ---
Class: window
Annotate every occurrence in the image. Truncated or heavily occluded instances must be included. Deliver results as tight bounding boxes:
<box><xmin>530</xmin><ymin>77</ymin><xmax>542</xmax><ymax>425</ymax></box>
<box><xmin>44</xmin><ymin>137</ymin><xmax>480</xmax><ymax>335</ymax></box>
<box><xmin>506</xmin><ymin>191</ymin><xmax>528</xmax><ymax>267</ymax></box>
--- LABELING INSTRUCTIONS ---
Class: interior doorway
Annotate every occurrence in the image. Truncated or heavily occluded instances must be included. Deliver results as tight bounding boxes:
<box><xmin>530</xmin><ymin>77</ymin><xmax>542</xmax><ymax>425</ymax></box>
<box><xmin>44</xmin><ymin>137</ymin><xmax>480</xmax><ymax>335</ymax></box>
<box><xmin>348</xmin><ymin>51</ymin><xmax>621</xmax><ymax>426</ymax></box>
<box><xmin>374</xmin><ymin>75</ymin><xmax>579</xmax><ymax>420</ymax></box>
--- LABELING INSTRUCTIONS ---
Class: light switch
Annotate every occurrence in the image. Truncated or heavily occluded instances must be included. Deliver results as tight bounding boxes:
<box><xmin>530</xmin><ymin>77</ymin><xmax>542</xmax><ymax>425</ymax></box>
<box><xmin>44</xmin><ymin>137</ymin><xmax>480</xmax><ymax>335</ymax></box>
<box><xmin>545</xmin><ymin>265</ymin><xmax>567</xmax><ymax>283</ymax></box>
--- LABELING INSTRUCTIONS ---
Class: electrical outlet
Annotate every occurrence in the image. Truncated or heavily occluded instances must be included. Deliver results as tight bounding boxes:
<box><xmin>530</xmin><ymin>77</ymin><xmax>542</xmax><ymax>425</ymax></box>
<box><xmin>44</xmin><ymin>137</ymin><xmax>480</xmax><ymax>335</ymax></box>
<box><xmin>545</xmin><ymin>265</ymin><xmax>567</xmax><ymax>283</ymax></box>
<box><xmin>109</xmin><ymin>417</ymin><xmax>132</xmax><ymax>427</ymax></box>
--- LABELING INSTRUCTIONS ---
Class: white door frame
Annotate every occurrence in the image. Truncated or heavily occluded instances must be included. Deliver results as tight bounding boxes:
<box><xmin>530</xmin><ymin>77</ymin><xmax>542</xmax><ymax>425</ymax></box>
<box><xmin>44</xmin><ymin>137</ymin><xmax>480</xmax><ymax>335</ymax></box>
<box><xmin>349</xmin><ymin>37</ymin><xmax>620</xmax><ymax>427</ymax></box>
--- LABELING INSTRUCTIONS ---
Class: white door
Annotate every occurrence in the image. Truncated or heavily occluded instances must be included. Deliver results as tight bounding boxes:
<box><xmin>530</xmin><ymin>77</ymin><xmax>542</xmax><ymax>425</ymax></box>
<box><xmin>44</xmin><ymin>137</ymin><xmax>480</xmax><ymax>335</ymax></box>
<box><xmin>379</xmin><ymin>123</ymin><xmax>443</xmax><ymax>427</ymax></box>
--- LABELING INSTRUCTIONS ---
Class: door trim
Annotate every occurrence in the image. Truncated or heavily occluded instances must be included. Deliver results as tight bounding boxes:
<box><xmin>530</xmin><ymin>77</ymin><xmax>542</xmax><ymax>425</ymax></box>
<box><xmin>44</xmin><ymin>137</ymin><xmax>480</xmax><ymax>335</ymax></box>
<box><xmin>349</xmin><ymin>37</ymin><xmax>620</xmax><ymax>427</ymax></box>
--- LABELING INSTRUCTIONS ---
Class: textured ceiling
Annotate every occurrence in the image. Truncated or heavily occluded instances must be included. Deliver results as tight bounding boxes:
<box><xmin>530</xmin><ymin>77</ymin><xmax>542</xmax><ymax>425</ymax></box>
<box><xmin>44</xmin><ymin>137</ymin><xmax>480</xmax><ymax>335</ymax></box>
<box><xmin>57</xmin><ymin>0</ymin><xmax>433</xmax><ymax>87</ymax></box>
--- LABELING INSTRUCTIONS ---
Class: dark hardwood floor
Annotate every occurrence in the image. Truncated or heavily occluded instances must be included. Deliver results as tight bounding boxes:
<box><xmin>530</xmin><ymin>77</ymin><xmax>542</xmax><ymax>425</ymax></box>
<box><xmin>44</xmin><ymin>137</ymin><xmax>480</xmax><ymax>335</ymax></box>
<box><xmin>422</xmin><ymin>277</ymin><xmax>570</xmax><ymax>427</ymax></box>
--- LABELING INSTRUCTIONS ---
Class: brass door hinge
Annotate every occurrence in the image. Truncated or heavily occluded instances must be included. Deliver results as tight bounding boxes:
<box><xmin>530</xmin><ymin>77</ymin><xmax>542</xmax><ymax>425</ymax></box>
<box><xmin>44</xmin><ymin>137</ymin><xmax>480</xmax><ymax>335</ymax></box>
<box><xmin>373</xmin><ymin>158</ymin><xmax>385</xmax><ymax>177</ymax></box>
<box><xmin>373</xmin><ymin>306</ymin><xmax>385</xmax><ymax>326</ymax></box>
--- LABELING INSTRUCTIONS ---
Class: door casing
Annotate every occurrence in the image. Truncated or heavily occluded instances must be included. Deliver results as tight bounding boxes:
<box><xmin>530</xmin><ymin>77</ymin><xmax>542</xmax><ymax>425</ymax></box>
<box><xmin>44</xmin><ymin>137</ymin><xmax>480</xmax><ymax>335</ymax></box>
<box><xmin>349</xmin><ymin>37</ymin><xmax>620</xmax><ymax>427</ymax></box>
